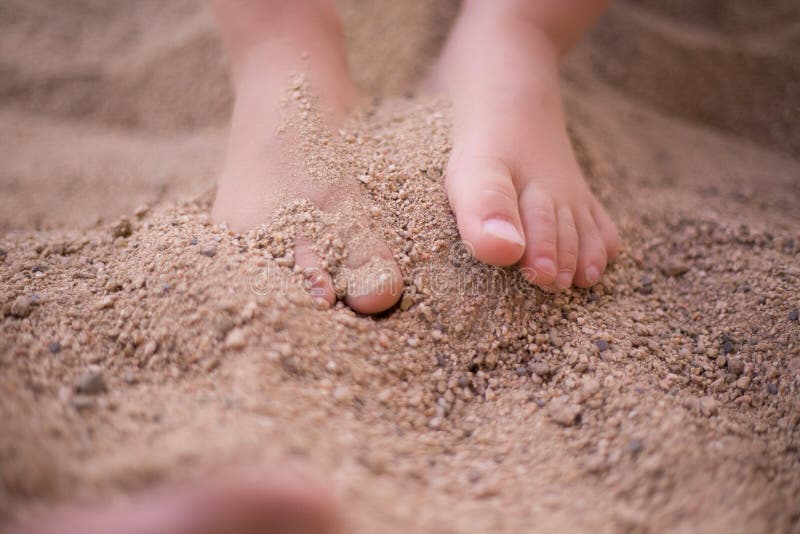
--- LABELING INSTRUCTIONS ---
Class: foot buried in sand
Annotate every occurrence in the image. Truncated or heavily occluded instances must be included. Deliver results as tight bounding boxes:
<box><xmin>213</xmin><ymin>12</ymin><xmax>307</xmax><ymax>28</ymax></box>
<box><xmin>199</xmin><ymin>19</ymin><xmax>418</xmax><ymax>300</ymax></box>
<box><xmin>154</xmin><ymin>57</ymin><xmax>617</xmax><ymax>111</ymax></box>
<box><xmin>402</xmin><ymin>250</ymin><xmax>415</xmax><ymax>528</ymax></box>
<box><xmin>211</xmin><ymin>0</ymin><xmax>402</xmax><ymax>314</ymax></box>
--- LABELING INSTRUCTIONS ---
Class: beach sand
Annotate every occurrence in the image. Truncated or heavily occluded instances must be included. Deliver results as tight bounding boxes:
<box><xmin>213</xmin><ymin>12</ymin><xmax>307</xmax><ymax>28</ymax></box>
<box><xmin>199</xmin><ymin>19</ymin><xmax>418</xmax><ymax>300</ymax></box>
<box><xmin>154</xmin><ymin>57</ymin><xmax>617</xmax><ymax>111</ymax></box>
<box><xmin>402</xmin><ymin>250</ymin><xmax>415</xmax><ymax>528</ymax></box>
<box><xmin>1</xmin><ymin>1</ymin><xmax>799</xmax><ymax>532</ymax></box>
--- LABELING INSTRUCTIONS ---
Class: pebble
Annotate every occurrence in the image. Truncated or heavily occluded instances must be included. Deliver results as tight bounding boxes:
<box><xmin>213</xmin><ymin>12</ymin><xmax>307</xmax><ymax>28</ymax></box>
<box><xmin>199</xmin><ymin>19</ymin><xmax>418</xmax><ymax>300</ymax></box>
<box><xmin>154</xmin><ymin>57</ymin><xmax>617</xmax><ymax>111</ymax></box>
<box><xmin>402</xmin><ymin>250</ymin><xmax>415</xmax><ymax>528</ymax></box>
<box><xmin>594</xmin><ymin>339</ymin><xmax>609</xmax><ymax>352</ymax></box>
<box><xmin>726</xmin><ymin>357</ymin><xmax>744</xmax><ymax>375</ymax></box>
<box><xmin>735</xmin><ymin>375</ymin><xmax>751</xmax><ymax>389</ymax></box>
<box><xmin>143</xmin><ymin>340</ymin><xmax>159</xmax><ymax>357</ymax></box>
<box><xmin>10</xmin><ymin>296</ymin><xmax>33</xmax><ymax>318</ymax></box>
<box><xmin>48</xmin><ymin>341</ymin><xmax>61</xmax><ymax>354</ymax></box>
<box><xmin>663</xmin><ymin>260</ymin><xmax>689</xmax><ymax>277</ymax></box>
<box><xmin>548</xmin><ymin>401</ymin><xmax>582</xmax><ymax>427</ymax></box>
<box><xmin>638</xmin><ymin>273</ymin><xmax>655</xmax><ymax>294</ymax></box>
<box><xmin>400</xmin><ymin>294</ymin><xmax>414</xmax><ymax>311</ymax></box>
<box><xmin>111</xmin><ymin>217</ymin><xmax>133</xmax><ymax>238</ymax></box>
<box><xmin>548</xmin><ymin>328</ymin><xmax>564</xmax><ymax>348</ymax></box>
<box><xmin>224</xmin><ymin>328</ymin><xmax>247</xmax><ymax>350</ymax></box>
<box><xmin>720</xmin><ymin>337</ymin><xmax>734</xmax><ymax>355</ymax></box>
<box><xmin>200</xmin><ymin>245</ymin><xmax>217</xmax><ymax>257</ymax></box>
<box><xmin>529</xmin><ymin>362</ymin><xmax>552</xmax><ymax>378</ymax></box>
<box><xmin>789</xmin><ymin>309</ymin><xmax>799</xmax><ymax>322</ymax></box>
<box><xmin>698</xmin><ymin>396</ymin><xmax>718</xmax><ymax>417</ymax></box>
<box><xmin>76</xmin><ymin>370</ymin><xmax>107</xmax><ymax>395</ymax></box>
<box><xmin>767</xmin><ymin>383</ymin><xmax>779</xmax><ymax>395</ymax></box>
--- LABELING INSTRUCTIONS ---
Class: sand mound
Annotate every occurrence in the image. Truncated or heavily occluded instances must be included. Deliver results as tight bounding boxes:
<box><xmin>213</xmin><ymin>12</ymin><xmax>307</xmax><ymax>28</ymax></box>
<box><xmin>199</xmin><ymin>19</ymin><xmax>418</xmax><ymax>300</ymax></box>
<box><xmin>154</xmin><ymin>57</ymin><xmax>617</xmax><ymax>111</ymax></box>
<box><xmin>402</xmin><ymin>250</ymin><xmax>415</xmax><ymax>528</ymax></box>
<box><xmin>1</xmin><ymin>1</ymin><xmax>799</xmax><ymax>532</ymax></box>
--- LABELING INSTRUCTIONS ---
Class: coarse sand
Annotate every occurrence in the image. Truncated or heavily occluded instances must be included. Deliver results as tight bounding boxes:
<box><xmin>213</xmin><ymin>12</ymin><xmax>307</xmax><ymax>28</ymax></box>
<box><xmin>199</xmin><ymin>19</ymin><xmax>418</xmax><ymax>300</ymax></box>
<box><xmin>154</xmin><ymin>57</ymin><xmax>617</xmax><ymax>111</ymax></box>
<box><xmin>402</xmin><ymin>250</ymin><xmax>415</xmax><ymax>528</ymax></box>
<box><xmin>1</xmin><ymin>1</ymin><xmax>799</xmax><ymax>532</ymax></box>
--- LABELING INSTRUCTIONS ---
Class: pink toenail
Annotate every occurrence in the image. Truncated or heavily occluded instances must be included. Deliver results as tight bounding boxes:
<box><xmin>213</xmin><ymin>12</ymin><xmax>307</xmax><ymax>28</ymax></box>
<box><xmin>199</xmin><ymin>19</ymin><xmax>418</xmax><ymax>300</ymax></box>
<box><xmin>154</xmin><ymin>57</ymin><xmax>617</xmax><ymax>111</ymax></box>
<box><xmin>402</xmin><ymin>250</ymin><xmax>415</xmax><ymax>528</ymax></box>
<box><xmin>556</xmin><ymin>271</ymin><xmax>573</xmax><ymax>289</ymax></box>
<box><xmin>534</xmin><ymin>257</ymin><xmax>556</xmax><ymax>277</ymax></box>
<box><xmin>482</xmin><ymin>218</ymin><xmax>525</xmax><ymax>247</ymax></box>
<box><xmin>585</xmin><ymin>265</ymin><xmax>600</xmax><ymax>285</ymax></box>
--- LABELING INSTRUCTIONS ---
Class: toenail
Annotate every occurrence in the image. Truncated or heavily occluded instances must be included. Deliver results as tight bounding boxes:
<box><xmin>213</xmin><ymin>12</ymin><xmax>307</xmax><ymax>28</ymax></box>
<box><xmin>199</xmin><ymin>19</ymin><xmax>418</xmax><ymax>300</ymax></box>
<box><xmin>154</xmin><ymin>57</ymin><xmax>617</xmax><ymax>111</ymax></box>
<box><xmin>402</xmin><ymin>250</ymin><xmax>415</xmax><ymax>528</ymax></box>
<box><xmin>534</xmin><ymin>257</ymin><xmax>556</xmax><ymax>277</ymax></box>
<box><xmin>585</xmin><ymin>265</ymin><xmax>600</xmax><ymax>285</ymax></box>
<box><xmin>482</xmin><ymin>218</ymin><xmax>525</xmax><ymax>247</ymax></box>
<box><xmin>556</xmin><ymin>270</ymin><xmax>573</xmax><ymax>289</ymax></box>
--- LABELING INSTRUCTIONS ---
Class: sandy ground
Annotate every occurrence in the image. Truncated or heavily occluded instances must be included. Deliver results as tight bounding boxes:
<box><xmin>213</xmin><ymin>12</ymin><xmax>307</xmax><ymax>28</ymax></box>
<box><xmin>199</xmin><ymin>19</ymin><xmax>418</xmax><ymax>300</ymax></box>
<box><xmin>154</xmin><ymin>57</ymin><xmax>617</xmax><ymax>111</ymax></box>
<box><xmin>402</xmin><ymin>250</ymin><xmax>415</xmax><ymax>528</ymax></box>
<box><xmin>2</xmin><ymin>1</ymin><xmax>799</xmax><ymax>532</ymax></box>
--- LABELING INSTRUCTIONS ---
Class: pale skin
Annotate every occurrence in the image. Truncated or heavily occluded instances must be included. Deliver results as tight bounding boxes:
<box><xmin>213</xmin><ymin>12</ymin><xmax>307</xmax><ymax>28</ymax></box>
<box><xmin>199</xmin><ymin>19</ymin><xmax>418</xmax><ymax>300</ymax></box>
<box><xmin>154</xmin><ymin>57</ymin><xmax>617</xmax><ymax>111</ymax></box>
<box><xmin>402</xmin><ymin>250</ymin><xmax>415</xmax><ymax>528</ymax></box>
<box><xmin>10</xmin><ymin>1</ymin><xmax>620</xmax><ymax>531</ymax></box>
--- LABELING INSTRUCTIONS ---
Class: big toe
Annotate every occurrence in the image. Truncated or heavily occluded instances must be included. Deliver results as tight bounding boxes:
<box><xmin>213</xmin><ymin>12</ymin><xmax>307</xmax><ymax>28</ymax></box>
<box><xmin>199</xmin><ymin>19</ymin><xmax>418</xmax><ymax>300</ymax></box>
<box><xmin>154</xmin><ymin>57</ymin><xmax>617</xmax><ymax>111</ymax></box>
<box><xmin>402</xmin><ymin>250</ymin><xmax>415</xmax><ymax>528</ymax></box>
<box><xmin>339</xmin><ymin>232</ymin><xmax>403</xmax><ymax>314</ymax></box>
<box><xmin>445</xmin><ymin>155</ymin><xmax>526</xmax><ymax>267</ymax></box>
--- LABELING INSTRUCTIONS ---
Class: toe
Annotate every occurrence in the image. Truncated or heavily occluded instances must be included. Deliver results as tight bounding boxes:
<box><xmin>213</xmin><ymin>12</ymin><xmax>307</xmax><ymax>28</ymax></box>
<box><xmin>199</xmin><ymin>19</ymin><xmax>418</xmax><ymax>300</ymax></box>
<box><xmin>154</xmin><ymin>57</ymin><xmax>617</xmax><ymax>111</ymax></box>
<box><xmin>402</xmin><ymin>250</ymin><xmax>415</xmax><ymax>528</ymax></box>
<box><xmin>340</xmin><ymin>233</ymin><xmax>403</xmax><ymax>314</ymax></box>
<box><xmin>592</xmin><ymin>202</ymin><xmax>621</xmax><ymax>262</ymax></box>
<box><xmin>572</xmin><ymin>206</ymin><xmax>608</xmax><ymax>288</ymax></box>
<box><xmin>445</xmin><ymin>156</ymin><xmax>526</xmax><ymax>267</ymax></box>
<box><xmin>554</xmin><ymin>206</ymin><xmax>579</xmax><ymax>290</ymax></box>
<box><xmin>293</xmin><ymin>240</ymin><xmax>336</xmax><ymax>308</ymax></box>
<box><xmin>518</xmin><ymin>185</ymin><xmax>558</xmax><ymax>287</ymax></box>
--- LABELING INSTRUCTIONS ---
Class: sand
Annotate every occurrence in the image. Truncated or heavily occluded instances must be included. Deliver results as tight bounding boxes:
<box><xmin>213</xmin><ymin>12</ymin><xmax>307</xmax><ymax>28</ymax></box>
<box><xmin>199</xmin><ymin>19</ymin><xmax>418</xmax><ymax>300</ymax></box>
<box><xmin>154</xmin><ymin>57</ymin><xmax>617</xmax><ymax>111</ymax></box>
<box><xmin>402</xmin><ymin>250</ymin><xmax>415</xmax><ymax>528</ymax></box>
<box><xmin>2</xmin><ymin>1</ymin><xmax>800</xmax><ymax>532</ymax></box>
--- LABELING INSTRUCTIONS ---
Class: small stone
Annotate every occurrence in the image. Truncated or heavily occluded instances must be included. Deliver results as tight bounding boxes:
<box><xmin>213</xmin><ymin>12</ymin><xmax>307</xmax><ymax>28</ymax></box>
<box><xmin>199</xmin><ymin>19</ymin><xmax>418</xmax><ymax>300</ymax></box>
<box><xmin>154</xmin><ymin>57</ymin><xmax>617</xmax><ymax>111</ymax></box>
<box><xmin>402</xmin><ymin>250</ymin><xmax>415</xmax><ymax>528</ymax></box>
<box><xmin>70</xmin><ymin>395</ymin><xmax>95</xmax><ymax>411</ymax></box>
<box><xmin>224</xmin><ymin>328</ymin><xmax>247</xmax><ymax>350</ymax></box>
<box><xmin>767</xmin><ymin>383</ymin><xmax>779</xmax><ymax>395</ymax></box>
<box><xmin>720</xmin><ymin>337</ymin><xmax>735</xmax><ymax>355</ymax></box>
<box><xmin>789</xmin><ymin>309</ymin><xmax>799</xmax><ymax>322</ymax></box>
<box><xmin>548</xmin><ymin>328</ymin><xmax>564</xmax><ymax>348</ymax></box>
<box><xmin>400</xmin><ymin>294</ymin><xmax>414</xmax><ymax>311</ymax></box>
<box><xmin>95</xmin><ymin>296</ymin><xmax>115</xmax><ymax>310</ymax></box>
<box><xmin>200</xmin><ymin>245</ymin><xmax>217</xmax><ymax>258</ymax></box>
<box><xmin>202</xmin><ymin>357</ymin><xmax>221</xmax><ymax>372</ymax></box>
<box><xmin>698</xmin><ymin>396</ymin><xmax>718</xmax><ymax>417</ymax></box>
<box><xmin>48</xmin><ymin>341</ymin><xmax>61</xmax><ymax>354</ymax></box>
<box><xmin>662</xmin><ymin>260</ymin><xmax>689</xmax><ymax>277</ymax></box>
<box><xmin>638</xmin><ymin>273</ymin><xmax>655</xmax><ymax>294</ymax></box>
<box><xmin>133</xmin><ymin>205</ymin><xmax>149</xmax><ymax>218</ymax></box>
<box><xmin>111</xmin><ymin>217</ymin><xmax>133</xmax><ymax>238</ymax></box>
<box><xmin>548</xmin><ymin>401</ymin><xmax>582</xmax><ymax>427</ymax></box>
<box><xmin>10</xmin><ymin>296</ymin><xmax>33</xmax><ymax>318</ymax></box>
<box><xmin>76</xmin><ymin>371</ymin><xmax>107</xmax><ymax>395</ymax></box>
<box><xmin>332</xmin><ymin>386</ymin><xmax>352</xmax><ymax>402</ymax></box>
<box><xmin>735</xmin><ymin>375</ymin><xmax>751</xmax><ymax>389</ymax></box>
<box><xmin>529</xmin><ymin>362</ymin><xmax>552</xmax><ymax>378</ymax></box>
<box><xmin>406</xmin><ymin>336</ymin><xmax>419</xmax><ymax>348</ymax></box>
<box><xmin>627</xmin><ymin>439</ymin><xmax>644</xmax><ymax>456</ymax></box>
<box><xmin>594</xmin><ymin>339</ymin><xmax>609</xmax><ymax>352</ymax></box>
<box><xmin>143</xmin><ymin>340</ymin><xmax>158</xmax><ymax>357</ymax></box>
<box><xmin>726</xmin><ymin>357</ymin><xmax>744</xmax><ymax>375</ymax></box>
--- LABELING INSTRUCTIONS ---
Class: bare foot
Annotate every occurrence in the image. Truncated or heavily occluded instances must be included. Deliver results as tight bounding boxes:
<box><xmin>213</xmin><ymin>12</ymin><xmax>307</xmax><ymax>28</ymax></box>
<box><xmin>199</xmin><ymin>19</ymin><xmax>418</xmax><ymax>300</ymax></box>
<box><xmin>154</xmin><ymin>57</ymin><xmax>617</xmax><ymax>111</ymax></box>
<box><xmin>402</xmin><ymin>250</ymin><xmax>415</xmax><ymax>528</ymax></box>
<box><xmin>211</xmin><ymin>0</ymin><xmax>402</xmax><ymax>313</ymax></box>
<box><xmin>7</xmin><ymin>467</ymin><xmax>341</xmax><ymax>534</ymax></box>
<box><xmin>424</xmin><ymin>0</ymin><xmax>620</xmax><ymax>290</ymax></box>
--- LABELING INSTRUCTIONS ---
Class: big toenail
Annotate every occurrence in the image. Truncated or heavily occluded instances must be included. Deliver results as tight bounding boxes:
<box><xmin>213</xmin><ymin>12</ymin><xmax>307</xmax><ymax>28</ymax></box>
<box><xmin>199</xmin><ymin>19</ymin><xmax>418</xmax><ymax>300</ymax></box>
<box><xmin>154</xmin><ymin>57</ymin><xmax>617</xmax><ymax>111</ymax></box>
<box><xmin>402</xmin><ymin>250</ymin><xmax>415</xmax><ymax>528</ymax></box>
<box><xmin>585</xmin><ymin>265</ymin><xmax>600</xmax><ymax>285</ymax></box>
<box><xmin>482</xmin><ymin>218</ymin><xmax>525</xmax><ymax>247</ymax></box>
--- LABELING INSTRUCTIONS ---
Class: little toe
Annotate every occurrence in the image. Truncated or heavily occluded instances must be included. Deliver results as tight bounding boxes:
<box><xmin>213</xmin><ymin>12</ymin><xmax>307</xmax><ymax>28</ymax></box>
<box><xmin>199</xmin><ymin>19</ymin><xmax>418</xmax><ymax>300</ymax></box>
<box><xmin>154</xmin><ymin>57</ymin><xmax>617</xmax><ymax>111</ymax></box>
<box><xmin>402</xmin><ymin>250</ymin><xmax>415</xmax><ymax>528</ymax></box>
<box><xmin>518</xmin><ymin>185</ymin><xmax>558</xmax><ymax>287</ymax></box>
<box><xmin>340</xmin><ymin>233</ymin><xmax>403</xmax><ymax>314</ymax></box>
<box><xmin>592</xmin><ymin>203</ymin><xmax>621</xmax><ymax>262</ymax></box>
<box><xmin>445</xmin><ymin>156</ymin><xmax>526</xmax><ymax>267</ymax></box>
<box><xmin>554</xmin><ymin>206</ymin><xmax>579</xmax><ymax>291</ymax></box>
<box><xmin>293</xmin><ymin>240</ymin><xmax>336</xmax><ymax>308</ymax></box>
<box><xmin>572</xmin><ymin>206</ymin><xmax>608</xmax><ymax>288</ymax></box>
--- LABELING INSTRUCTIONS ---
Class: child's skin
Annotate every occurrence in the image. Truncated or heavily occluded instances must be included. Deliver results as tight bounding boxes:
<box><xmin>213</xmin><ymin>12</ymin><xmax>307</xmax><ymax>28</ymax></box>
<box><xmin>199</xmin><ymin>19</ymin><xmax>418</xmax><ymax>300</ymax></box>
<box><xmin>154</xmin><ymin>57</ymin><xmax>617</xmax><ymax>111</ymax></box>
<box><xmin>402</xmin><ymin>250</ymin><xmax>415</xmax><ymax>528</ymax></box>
<box><xmin>13</xmin><ymin>1</ymin><xmax>620</xmax><ymax>532</ymax></box>
<box><xmin>212</xmin><ymin>0</ymin><xmax>620</xmax><ymax>314</ymax></box>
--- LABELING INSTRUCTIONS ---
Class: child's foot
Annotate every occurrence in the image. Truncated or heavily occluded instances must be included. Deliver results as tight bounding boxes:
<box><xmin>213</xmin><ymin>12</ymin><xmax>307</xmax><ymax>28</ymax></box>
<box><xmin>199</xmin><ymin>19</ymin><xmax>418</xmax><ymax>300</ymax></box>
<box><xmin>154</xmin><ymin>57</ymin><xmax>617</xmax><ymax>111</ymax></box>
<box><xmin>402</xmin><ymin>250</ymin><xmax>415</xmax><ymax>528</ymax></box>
<box><xmin>211</xmin><ymin>1</ymin><xmax>401</xmax><ymax>313</ymax></box>
<box><xmin>424</xmin><ymin>1</ymin><xmax>620</xmax><ymax>290</ymax></box>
